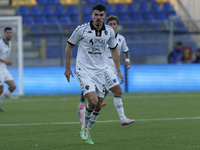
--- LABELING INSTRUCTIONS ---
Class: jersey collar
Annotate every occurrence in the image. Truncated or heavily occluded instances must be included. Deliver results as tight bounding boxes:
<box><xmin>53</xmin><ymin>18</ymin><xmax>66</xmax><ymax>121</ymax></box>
<box><xmin>3</xmin><ymin>38</ymin><xmax>9</xmax><ymax>46</ymax></box>
<box><xmin>90</xmin><ymin>21</ymin><xmax>106</xmax><ymax>37</ymax></box>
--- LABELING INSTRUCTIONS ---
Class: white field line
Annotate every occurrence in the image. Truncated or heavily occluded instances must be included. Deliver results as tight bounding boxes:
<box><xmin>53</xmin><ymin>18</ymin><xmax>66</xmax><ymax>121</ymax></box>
<box><xmin>1</xmin><ymin>117</ymin><xmax>200</xmax><ymax>127</ymax></box>
<box><xmin>4</xmin><ymin>93</ymin><xmax>200</xmax><ymax>103</ymax></box>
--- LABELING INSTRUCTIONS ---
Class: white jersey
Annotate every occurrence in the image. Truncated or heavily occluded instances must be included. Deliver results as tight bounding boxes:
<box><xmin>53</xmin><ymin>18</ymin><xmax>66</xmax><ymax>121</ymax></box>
<box><xmin>68</xmin><ymin>21</ymin><xmax>117</xmax><ymax>75</ymax></box>
<box><xmin>0</xmin><ymin>39</ymin><xmax>11</xmax><ymax>70</ymax></box>
<box><xmin>105</xmin><ymin>33</ymin><xmax>129</xmax><ymax>74</ymax></box>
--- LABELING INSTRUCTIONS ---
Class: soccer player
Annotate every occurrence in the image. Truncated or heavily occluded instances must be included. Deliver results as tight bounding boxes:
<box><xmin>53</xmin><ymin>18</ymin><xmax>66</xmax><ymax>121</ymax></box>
<box><xmin>0</xmin><ymin>27</ymin><xmax>16</xmax><ymax>112</ymax></box>
<box><xmin>79</xmin><ymin>15</ymin><xmax>134</xmax><ymax>126</ymax></box>
<box><xmin>64</xmin><ymin>4</ymin><xmax>124</xmax><ymax>145</ymax></box>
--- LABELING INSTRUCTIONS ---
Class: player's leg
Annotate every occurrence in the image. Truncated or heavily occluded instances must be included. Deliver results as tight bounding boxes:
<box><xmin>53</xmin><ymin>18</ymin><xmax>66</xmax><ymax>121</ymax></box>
<box><xmin>0</xmin><ymin>85</ymin><xmax>4</xmax><ymax>112</ymax></box>
<box><xmin>105</xmin><ymin>69</ymin><xmax>134</xmax><ymax>126</ymax></box>
<box><xmin>0</xmin><ymin>80</ymin><xmax>16</xmax><ymax>102</ymax></box>
<box><xmin>110</xmin><ymin>84</ymin><xmax>134</xmax><ymax>126</ymax></box>
<box><xmin>77</xmin><ymin>91</ymin><xmax>86</xmax><ymax>109</ymax></box>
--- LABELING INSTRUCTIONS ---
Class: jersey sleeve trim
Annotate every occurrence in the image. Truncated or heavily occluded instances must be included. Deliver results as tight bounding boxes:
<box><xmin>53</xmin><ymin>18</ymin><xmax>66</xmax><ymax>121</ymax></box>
<box><xmin>67</xmin><ymin>41</ymin><xmax>75</xmax><ymax>46</ymax></box>
<box><xmin>109</xmin><ymin>44</ymin><xmax>118</xmax><ymax>49</ymax></box>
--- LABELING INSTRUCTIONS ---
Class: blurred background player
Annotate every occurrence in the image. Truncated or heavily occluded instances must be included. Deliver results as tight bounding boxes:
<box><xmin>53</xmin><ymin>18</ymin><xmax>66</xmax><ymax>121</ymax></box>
<box><xmin>79</xmin><ymin>15</ymin><xmax>134</xmax><ymax>126</ymax></box>
<box><xmin>193</xmin><ymin>48</ymin><xmax>200</xmax><ymax>63</ymax></box>
<box><xmin>0</xmin><ymin>27</ymin><xmax>16</xmax><ymax>112</ymax></box>
<box><xmin>65</xmin><ymin>4</ymin><xmax>123</xmax><ymax>144</ymax></box>
<box><xmin>168</xmin><ymin>41</ymin><xmax>184</xmax><ymax>64</ymax></box>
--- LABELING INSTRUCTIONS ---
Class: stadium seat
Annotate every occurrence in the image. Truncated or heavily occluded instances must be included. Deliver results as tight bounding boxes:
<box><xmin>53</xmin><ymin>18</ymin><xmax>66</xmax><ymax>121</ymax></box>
<box><xmin>143</xmin><ymin>13</ymin><xmax>156</xmax><ymax>21</ymax></box>
<box><xmin>133</xmin><ymin>0</ymin><xmax>142</xmax><ymax>2</ymax></box>
<box><xmin>46</xmin><ymin>39</ymin><xmax>60</xmax><ymax>44</ymax></box>
<box><xmin>71</xmin><ymin>14</ymin><xmax>78</xmax><ymax>23</ymax></box>
<box><xmin>138</xmin><ymin>2</ymin><xmax>150</xmax><ymax>12</ymax></box>
<box><xmin>60</xmin><ymin>15</ymin><xmax>72</xmax><ymax>24</ymax></box>
<box><xmin>36</xmin><ymin>16</ymin><xmax>47</xmax><ymax>24</ymax></box>
<box><xmin>30</xmin><ymin>26</ymin><xmax>39</xmax><ymax>32</ymax></box>
<box><xmin>36</xmin><ymin>0</ymin><xmax>48</xmax><ymax>4</ymax></box>
<box><xmin>132</xmin><ymin>36</ymin><xmax>143</xmax><ymax>41</ymax></box>
<box><xmin>12</xmin><ymin>0</ymin><xmax>36</xmax><ymax>6</ymax></box>
<box><xmin>48</xmin><ymin>0</ymin><xmax>60</xmax><ymax>4</ymax></box>
<box><xmin>132</xmin><ymin>13</ymin><xmax>144</xmax><ymax>22</ymax></box>
<box><xmin>18</xmin><ymin>6</ymin><xmax>30</xmax><ymax>16</ymax></box>
<box><xmin>143</xmin><ymin>35</ymin><xmax>155</xmax><ymax>40</ymax></box>
<box><xmin>127</xmin><ymin>3</ymin><xmax>139</xmax><ymax>13</ymax></box>
<box><xmin>162</xmin><ymin>2</ymin><xmax>175</xmax><ymax>13</ymax></box>
<box><xmin>55</xmin><ymin>5</ymin><xmax>67</xmax><ymax>15</ymax></box>
<box><xmin>23</xmin><ymin>16</ymin><xmax>35</xmax><ymax>25</ymax></box>
<box><xmin>115</xmin><ymin>4</ymin><xmax>127</xmax><ymax>14</ymax></box>
<box><xmin>46</xmin><ymin>46</ymin><xmax>61</xmax><ymax>58</ymax></box>
<box><xmin>84</xmin><ymin>15</ymin><xmax>92</xmax><ymax>23</ymax></box>
<box><xmin>60</xmin><ymin>0</ymin><xmax>78</xmax><ymax>5</ymax></box>
<box><xmin>30</xmin><ymin>5</ymin><xmax>42</xmax><ymax>15</ymax></box>
<box><xmin>155</xmin><ymin>12</ymin><xmax>167</xmax><ymax>20</ymax></box>
<box><xmin>150</xmin><ymin>2</ymin><xmax>162</xmax><ymax>12</ymax></box>
<box><xmin>119</xmin><ymin>14</ymin><xmax>132</xmax><ymax>23</ymax></box>
<box><xmin>47</xmin><ymin>16</ymin><xmax>59</xmax><ymax>24</ymax></box>
<box><xmin>66</xmin><ymin>5</ymin><xmax>78</xmax><ymax>15</ymax></box>
<box><xmin>42</xmin><ymin>5</ymin><xmax>54</xmax><ymax>15</ymax></box>
<box><xmin>85</xmin><ymin>0</ymin><xmax>96</xmax><ymax>4</ymax></box>
<box><xmin>83</xmin><ymin>5</ymin><xmax>91</xmax><ymax>15</ymax></box>
<box><xmin>106</xmin><ymin>4</ymin><xmax>116</xmax><ymax>16</ymax></box>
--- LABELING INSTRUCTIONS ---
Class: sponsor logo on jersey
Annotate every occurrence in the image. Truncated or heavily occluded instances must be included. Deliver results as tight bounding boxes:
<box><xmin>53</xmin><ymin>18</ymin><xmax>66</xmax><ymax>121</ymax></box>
<box><xmin>104</xmin><ymin>30</ymin><xmax>108</xmax><ymax>35</ymax></box>
<box><xmin>85</xmin><ymin>85</ymin><xmax>90</xmax><ymax>90</ymax></box>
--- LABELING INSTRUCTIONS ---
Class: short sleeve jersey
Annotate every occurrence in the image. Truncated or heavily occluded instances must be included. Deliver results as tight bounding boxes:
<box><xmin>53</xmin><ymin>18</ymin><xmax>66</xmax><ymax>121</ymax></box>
<box><xmin>67</xmin><ymin>21</ymin><xmax>117</xmax><ymax>75</ymax></box>
<box><xmin>105</xmin><ymin>33</ymin><xmax>129</xmax><ymax>73</ymax></box>
<box><xmin>0</xmin><ymin>39</ymin><xmax>11</xmax><ymax>70</ymax></box>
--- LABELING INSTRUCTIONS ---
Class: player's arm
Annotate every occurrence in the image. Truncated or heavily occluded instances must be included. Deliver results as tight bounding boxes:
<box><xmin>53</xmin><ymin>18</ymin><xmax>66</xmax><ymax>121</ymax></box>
<box><xmin>0</xmin><ymin>47</ymin><xmax>12</xmax><ymax>65</ymax></box>
<box><xmin>123</xmin><ymin>51</ymin><xmax>130</xmax><ymax>70</ymax></box>
<box><xmin>111</xmin><ymin>47</ymin><xmax>124</xmax><ymax>84</ymax></box>
<box><xmin>64</xmin><ymin>42</ymin><xmax>74</xmax><ymax>83</ymax></box>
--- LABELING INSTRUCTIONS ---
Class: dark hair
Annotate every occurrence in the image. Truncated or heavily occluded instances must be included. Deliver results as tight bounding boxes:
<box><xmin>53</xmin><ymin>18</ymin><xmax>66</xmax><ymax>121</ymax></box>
<box><xmin>4</xmin><ymin>27</ymin><xmax>12</xmax><ymax>32</ymax></box>
<box><xmin>93</xmin><ymin>4</ymin><xmax>106</xmax><ymax>12</ymax></box>
<box><xmin>176</xmin><ymin>41</ymin><xmax>182</xmax><ymax>46</ymax></box>
<box><xmin>107</xmin><ymin>15</ymin><xmax>119</xmax><ymax>24</ymax></box>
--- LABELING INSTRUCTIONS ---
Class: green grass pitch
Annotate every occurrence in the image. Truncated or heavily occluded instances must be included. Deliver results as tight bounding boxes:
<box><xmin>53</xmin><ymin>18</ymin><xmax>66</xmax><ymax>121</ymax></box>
<box><xmin>0</xmin><ymin>92</ymin><xmax>200</xmax><ymax>150</ymax></box>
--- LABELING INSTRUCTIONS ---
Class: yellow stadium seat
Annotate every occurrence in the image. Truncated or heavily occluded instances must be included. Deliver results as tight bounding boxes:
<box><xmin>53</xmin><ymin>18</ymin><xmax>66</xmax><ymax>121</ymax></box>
<box><xmin>60</xmin><ymin>0</ymin><xmax>78</xmax><ymax>5</ymax></box>
<box><xmin>108</xmin><ymin>0</ymin><xmax>132</xmax><ymax>4</ymax></box>
<box><xmin>12</xmin><ymin>0</ymin><xmax>37</xmax><ymax>6</ymax></box>
<box><xmin>156</xmin><ymin>0</ymin><xmax>169</xmax><ymax>3</ymax></box>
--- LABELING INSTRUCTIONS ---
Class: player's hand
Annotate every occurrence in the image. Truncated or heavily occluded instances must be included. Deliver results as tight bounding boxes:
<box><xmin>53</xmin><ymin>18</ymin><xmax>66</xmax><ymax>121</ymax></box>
<box><xmin>125</xmin><ymin>60</ymin><xmax>130</xmax><ymax>70</ymax></box>
<box><xmin>117</xmin><ymin>71</ymin><xmax>124</xmax><ymax>84</ymax></box>
<box><xmin>64</xmin><ymin>68</ymin><xmax>74</xmax><ymax>83</ymax></box>
<box><xmin>5</xmin><ymin>60</ymin><xmax>12</xmax><ymax>66</ymax></box>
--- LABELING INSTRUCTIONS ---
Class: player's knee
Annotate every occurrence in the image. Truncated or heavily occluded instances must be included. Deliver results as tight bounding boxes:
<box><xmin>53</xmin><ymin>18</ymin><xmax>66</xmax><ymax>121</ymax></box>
<box><xmin>114</xmin><ymin>87</ymin><xmax>122</xmax><ymax>96</ymax></box>
<box><xmin>9</xmin><ymin>85</ymin><xmax>16</xmax><ymax>92</ymax></box>
<box><xmin>89</xmin><ymin>99</ymin><xmax>98</xmax><ymax>108</ymax></box>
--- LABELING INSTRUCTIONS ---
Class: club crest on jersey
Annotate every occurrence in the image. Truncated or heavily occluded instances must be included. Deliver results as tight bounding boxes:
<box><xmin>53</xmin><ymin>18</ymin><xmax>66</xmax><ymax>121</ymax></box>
<box><xmin>104</xmin><ymin>30</ymin><xmax>108</xmax><ymax>35</ymax></box>
<box><xmin>85</xmin><ymin>85</ymin><xmax>90</xmax><ymax>90</ymax></box>
<box><xmin>118</xmin><ymin>39</ymin><xmax>121</xmax><ymax>42</ymax></box>
<box><xmin>113</xmin><ymin>79</ymin><xmax>117</xmax><ymax>83</ymax></box>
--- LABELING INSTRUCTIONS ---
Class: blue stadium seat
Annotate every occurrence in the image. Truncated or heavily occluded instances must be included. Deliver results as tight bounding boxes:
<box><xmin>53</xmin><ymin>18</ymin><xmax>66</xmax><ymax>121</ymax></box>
<box><xmin>85</xmin><ymin>0</ymin><xmax>96</xmax><ymax>4</ymax></box>
<box><xmin>46</xmin><ymin>46</ymin><xmax>61</xmax><ymax>58</ymax></box>
<box><xmin>115</xmin><ymin>4</ymin><xmax>126</xmax><ymax>15</ymax></box>
<box><xmin>84</xmin><ymin>14</ymin><xmax>92</xmax><ymax>23</ymax></box>
<box><xmin>30</xmin><ymin>26</ymin><xmax>39</xmax><ymax>32</ymax></box>
<box><xmin>47</xmin><ymin>15</ymin><xmax>59</xmax><ymax>24</ymax></box>
<box><xmin>42</xmin><ymin>26</ymin><xmax>51</xmax><ymax>32</ymax></box>
<box><xmin>48</xmin><ymin>0</ymin><xmax>60</xmax><ymax>5</ymax></box>
<box><xmin>83</xmin><ymin>5</ymin><xmax>91</xmax><ymax>15</ymax></box>
<box><xmin>42</xmin><ymin>5</ymin><xmax>54</xmax><ymax>15</ymax></box>
<box><xmin>150</xmin><ymin>2</ymin><xmax>162</xmax><ymax>12</ymax></box>
<box><xmin>106</xmin><ymin>4</ymin><xmax>116</xmax><ymax>16</ymax></box>
<box><xmin>143</xmin><ymin>13</ymin><xmax>155</xmax><ymax>21</ymax></box>
<box><xmin>60</xmin><ymin>15</ymin><xmax>71</xmax><ymax>24</ymax></box>
<box><xmin>55</xmin><ymin>5</ymin><xmax>67</xmax><ymax>15</ymax></box>
<box><xmin>134</xmin><ymin>0</ymin><xmax>142</xmax><ymax>2</ymax></box>
<box><xmin>18</xmin><ymin>6</ymin><xmax>30</xmax><ymax>16</ymax></box>
<box><xmin>47</xmin><ymin>39</ymin><xmax>60</xmax><ymax>44</ymax></box>
<box><xmin>155</xmin><ymin>12</ymin><xmax>167</xmax><ymax>20</ymax></box>
<box><xmin>132</xmin><ymin>13</ymin><xmax>144</xmax><ymax>22</ymax></box>
<box><xmin>152</xmin><ymin>23</ymin><xmax>161</xmax><ymax>30</ymax></box>
<box><xmin>162</xmin><ymin>2</ymin><xmax>175</xmax><ymax>13</ymax></box>
<box><xmin>71</xmin><ymin>14</ymin><xmax>78</xmax><ymax>23</ymax></box>
<box><xmin>144</xmin><ymin>0</ymin><xmax>155</xmax><ymax>2</ymax></box>
<box><xmin>138</xmin><ymin>2</ymin><xmax>150</xmax><ymax>12</ymax></box>
<box><xmin>132</xmin><ymin>36</ymin><xmax>143</xmax><ymax>41</ymax></box>
<box><xmin>143</xmin><ymin>35</ymin><xmax>155</xmax><ymax>40</ymax></box>
<box><xmin>119</xmin><ymin>14</ymin><xmax>132</xmax><ymax>23</ymax></box>
<box><xmin>23</xmin><ymin>16</ymin><xmax>35</xmax><ymax>25</ymax></box>
<box><xmin>30</xmin><ymin>5</ymin><xmax>42</xmax><ymax>15</ymax></box>
<box><xmin>36</xmin><ymin>0</ymin><xmax>48</xmax><ymax>5</ymax></box>
<box><xmin>36</xmin><ymin>16</ymin><xmax>47</xmax><ymax>24</ymax></box>
<box><xmin>127</xmin><ymin>3</ymin><xmax>138</xmax><ymax>13</ymax></box>
<box><xmin>66</xmin><ymin>5</ymin><xmax>78</xmax><ymax>15</ymax></box>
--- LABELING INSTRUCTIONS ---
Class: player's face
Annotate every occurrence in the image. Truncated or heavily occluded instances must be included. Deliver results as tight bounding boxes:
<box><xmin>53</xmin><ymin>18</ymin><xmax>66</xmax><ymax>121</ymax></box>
<box><xmin>107</xmin><ymin>20</ymin><xmax>118</xmax><ymax>34</ymax></box>
<box><xmin>92</xmin><ymin>10</ymin><xmax>106</xmax><ymax>28</ymax></box>
<box><xmin>4</xmin><ymin>30</ymin><xmax>12</xmax><ymax>41</ymax></box>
